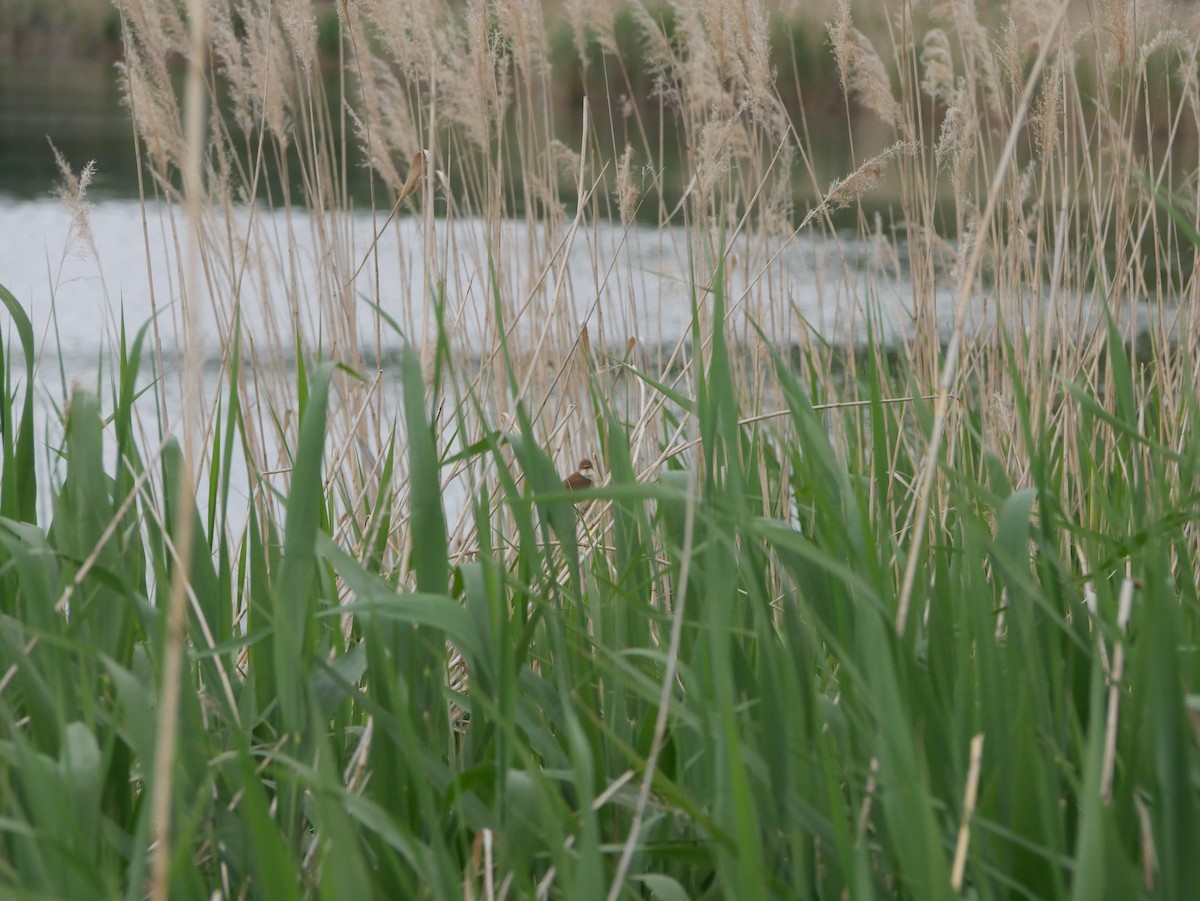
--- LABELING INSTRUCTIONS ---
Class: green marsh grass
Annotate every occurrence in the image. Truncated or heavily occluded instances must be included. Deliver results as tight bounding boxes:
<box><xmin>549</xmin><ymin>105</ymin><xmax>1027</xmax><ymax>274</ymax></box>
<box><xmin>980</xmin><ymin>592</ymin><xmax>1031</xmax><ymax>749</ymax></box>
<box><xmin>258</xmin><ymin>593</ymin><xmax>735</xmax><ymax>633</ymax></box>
<box><xmin>2</xmin><ymin>0</ymin><xmax>1199</xmax><ymax>898</ymax></box>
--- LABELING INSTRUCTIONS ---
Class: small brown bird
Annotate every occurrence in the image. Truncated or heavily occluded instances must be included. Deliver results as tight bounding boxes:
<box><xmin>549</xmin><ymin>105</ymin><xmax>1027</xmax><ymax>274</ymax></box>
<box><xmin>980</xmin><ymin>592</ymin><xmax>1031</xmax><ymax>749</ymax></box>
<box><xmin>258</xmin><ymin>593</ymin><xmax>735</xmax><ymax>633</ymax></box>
<box><xmin>562</xmin><ymin>458</ymin><xmax>596</xmax><ymax>491</ymax></box>
<box><xmin>397</xmin><ymin>149</ymin><xmax>427</xmax><ymax>205</ymax></box>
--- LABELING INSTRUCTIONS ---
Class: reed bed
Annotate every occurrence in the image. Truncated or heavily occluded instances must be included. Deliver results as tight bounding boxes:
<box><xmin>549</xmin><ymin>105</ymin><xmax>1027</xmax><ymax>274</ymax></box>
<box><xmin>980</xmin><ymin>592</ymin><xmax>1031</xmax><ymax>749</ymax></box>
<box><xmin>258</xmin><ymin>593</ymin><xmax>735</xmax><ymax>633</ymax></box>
<box><xmin>1</xmin><ymin>0</ymin><xmax>1199</xmax><ymax>898</ymax></box>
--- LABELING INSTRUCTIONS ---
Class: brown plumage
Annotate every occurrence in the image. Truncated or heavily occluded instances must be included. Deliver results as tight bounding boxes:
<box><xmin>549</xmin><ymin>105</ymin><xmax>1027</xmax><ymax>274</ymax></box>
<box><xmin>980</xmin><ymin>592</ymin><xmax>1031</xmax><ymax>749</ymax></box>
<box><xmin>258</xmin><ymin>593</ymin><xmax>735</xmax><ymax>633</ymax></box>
<box><xmin>397</xmin><ymin>149</ymin><xmax>427</xmax><ymax>204</ymax></box>
<box><xmin>562</xmin><ymin>458</ymin><xmax>595</xmax><ymax>491</ymax></box>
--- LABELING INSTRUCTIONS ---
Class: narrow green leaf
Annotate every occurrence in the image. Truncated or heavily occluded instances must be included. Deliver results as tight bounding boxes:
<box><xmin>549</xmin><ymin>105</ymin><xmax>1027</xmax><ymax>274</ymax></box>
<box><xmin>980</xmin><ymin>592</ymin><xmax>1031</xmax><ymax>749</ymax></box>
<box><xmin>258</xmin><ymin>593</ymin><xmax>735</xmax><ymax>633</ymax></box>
<box><xmin>402</xmin><ymin>344</ymin><xmax>448</xmax><ymax>594</ymax></box>
<box><xmin>274</xmin><ymin>360</ymin><xmax>336</xmax><ymax>734</ymax></box>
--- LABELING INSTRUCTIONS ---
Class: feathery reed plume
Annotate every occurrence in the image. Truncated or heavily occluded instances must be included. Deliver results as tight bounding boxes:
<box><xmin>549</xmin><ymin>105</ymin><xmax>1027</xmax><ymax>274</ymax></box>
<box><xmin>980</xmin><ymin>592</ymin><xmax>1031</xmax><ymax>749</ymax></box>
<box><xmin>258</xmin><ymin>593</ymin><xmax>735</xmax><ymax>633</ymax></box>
<box><xmin>615</xmin><ymin>144</ymin><xmax>641</xmax><ymax>225</ymax></box>
<box><xmin>210</xmin><ymin>4</ymin><xmax>253</xmax><ymax>134</ymax></box>
<box><xmin>828</xmin><ymin>0</ymin><xmax>904</xmax><ymax>133</ymax></box>
<box><xmin>920</xmin><ymin>28</ymin><xmax>955</xmax><ymax>104</ymax></box>
<box><xmin>935</xmin><ymin>81</ymin><xmax>978</xmax><ymax>198</ymax></box>
<box><xmin>629</xmin><ymin>3</ymin><xmax>677</xmax><ymax>102</ymax></box>
<box><xmin>279</xmin><ymin>0</ymin><xmax>318</xmax><ymax>75</ymax></box>
<box><xmin>115</xmin><ymin>0</ymin><xmax>188</xmax><ymax>179</ymax></box>
<box><xmin>695</xmin><ymin>118</ymin><xmax>735</xmax><ymax>205</ymax></box>
<box><xmin>439</xmin><ymin>2</ymin><xmax>503</xmax><ymax>154</ymax></box>
<box><xmin>823</xmin><ymin>141</ymin><xmax>919</xmax><ymax>212</ymax></box>
<box><xmin>1030</xmin><ymin>59</ymin><xmax>1064</xmax><ymax>161</ymax></box>
<box><xmin>348</xmin><ymin>60</ymin><xmax>410</xmax><ymax>189</ymax></box>
<box><xmin>359</xmin><ymin>0</ymin><xmax>441</xmax><ymax>80</ymax></box>
<box><xmin>495</xmin><ymin>0</ymin><xmax>550</xmax><ymax>80</ymax></box>
<box><xmin>932</xmin><ymin>0</ymin><xmax>1003</xmax><ymax>119</ymax></box>
<box><xmin>565</xmin><ymin>0</ymin><xmax>617</xmax><ymax>63</ymax></box>
<box><xmin>673</xmin><ymin>5</ymin><xmax>731</xmax><ymax>123</ymax></box>
<box><xmin>1008</xmin><ymin>0</ymin><xmax>1060</xmax><ymax>58</ymax></box>
<box><xmin>49</xmin><ymin>142</ymin><xmax>97</xmax><ymax>261</ymax></box>
<box><xmin>240</xmin><ymin>6</ymin><xmax>294</xmax><ymax>148</ymax></box>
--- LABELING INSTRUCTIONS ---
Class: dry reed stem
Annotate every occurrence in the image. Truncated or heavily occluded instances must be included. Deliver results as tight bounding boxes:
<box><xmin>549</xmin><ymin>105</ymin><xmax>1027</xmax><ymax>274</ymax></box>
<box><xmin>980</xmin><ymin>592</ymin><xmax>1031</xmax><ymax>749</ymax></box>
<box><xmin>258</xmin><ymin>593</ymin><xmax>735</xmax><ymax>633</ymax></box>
<box><xmin>855</xmin><ymin>755</ymin><xmax>880</xmax><ymax>839</ymax></box>
<box><xmin>148</xmin><ymin>0</ymin><xmax>209</xmax><ymax>897</ymax></box>
<box><xmin>1100</xmin><ymin>572</ymin><xmax>1138</xmax><ymax>803</ymax></box>
<box><xmin>896</xmin><ymin>0</ymin><xmax>1073</xmax><ymax>637</ymax></box>
<box><xmin>951</xmin><ymin>732</ymin><xmax>985</xmax><ymax>891</ymax></box>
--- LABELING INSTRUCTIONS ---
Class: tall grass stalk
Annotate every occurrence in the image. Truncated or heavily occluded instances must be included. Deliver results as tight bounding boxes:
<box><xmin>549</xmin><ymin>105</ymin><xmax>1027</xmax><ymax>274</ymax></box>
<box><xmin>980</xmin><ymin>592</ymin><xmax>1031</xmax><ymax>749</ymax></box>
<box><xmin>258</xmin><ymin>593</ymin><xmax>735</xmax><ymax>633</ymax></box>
<box><xmin>1</xmin><ymin>0</ymin><xmax>1198</xmax><ymax>898</ymax></box>
<box><xmin>146</xmin><ymin>0</ymin><xmax>210</xmax><ymax>897</ymax></box>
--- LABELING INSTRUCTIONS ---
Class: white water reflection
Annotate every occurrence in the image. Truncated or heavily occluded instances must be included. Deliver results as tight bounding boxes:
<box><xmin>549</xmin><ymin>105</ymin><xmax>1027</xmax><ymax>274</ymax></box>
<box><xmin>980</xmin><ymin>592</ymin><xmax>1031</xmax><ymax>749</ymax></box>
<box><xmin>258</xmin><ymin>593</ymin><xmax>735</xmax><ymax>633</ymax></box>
<box><xmin>0</xmin><ymin>195</ymin><xmax>1172</xmax><ymax>531</ymax></box>
<box><xmin>0</xmin><ymin>197</ymin><xmax>960</xmax><ymax>379</ymax></box>
<box><xmin>0</xmin><ymin>195</ymin><xmax>946</xmax><ymax>529</ymax></box>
